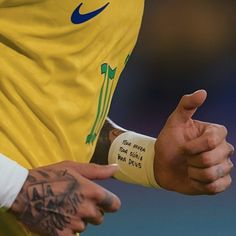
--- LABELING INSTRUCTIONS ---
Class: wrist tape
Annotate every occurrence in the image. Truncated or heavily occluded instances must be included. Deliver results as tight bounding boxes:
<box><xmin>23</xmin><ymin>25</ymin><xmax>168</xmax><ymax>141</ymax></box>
<box><xmin>0</xmin><ymin>153</ymin><xmax>29</xmax><ymax>210</ymax></box>
<box><xmin>108</xmin><ymin>132</ymin><xmax>159</xmax><ymax>188</ymax></box>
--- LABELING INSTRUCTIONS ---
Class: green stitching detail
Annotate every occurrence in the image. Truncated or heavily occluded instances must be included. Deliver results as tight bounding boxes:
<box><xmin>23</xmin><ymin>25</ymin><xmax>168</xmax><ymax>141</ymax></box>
<box><xmin>86</xmin><ymin>63</ymin><xmax>117</xmax><ymax>144</ymax></box>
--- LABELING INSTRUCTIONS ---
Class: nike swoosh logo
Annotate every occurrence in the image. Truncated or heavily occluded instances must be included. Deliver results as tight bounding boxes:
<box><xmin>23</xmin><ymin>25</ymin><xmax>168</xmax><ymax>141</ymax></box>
<box><xmin>71</xmin><ymin>2</ymin><xmax>110</xmax><ymax>24</ymax></box>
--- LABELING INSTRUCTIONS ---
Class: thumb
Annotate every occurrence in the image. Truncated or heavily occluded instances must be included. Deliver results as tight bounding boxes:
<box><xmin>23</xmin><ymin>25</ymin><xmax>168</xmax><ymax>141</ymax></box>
<box><xmin>170</xmin><ymin>90</ymin><xmax>207</xmax><ymax>123</ymax></box>
<box><xmin>75</xmin><ymin>163</ymin><xmax>119</xmax><ymax>180</ymax></box>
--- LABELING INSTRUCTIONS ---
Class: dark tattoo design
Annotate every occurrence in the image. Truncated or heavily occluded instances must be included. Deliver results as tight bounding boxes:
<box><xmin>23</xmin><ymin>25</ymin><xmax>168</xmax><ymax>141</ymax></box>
<box><xmin>37</xmin><ymin>170</ymin><xmax>50</xmax><ymax>178</ymax></box>
<box><xmin>27</xmin><ymin>174</ymin><xmax>37</xmax><ymax>183</ymax></box>
<box><xmin>99</xmin><ymin>192</ymin><xmax>114</xmax><ymax>212</ymax></box>
<box><xmin>90</xmin><ymin>118</ymin><xmax>125</xmax><ymax>165</ymax></box>
<box><xmin>19</xmin><ymin>171</ymin><xmax>84</xmax><ymax>236</ymax></box>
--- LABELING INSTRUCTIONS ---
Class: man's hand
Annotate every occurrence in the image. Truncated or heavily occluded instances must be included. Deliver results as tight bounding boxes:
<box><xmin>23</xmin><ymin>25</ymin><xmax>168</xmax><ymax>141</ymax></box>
<box><xmin>10</xmin><ymin>162</ymin><xmax>121</xmax><ymax>236</ymax></box>
<box><xmin>154</xmin><ymin>90</ymin><xmax>234</xmax><ymax>195</ymax></box>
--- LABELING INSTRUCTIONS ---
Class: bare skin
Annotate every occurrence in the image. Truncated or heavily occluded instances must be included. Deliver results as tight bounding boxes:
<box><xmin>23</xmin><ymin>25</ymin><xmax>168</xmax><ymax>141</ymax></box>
<box><xmin>92</xmin><ymin>90</ymin><xmax>234</xmax><ymax>195</ymax></box>
<box><xmin>10</xmin><ymin>90</ymin><xmax>234</xmax><ymax>236</ymax></box>
<box><xmin>10</xmin><ymin>162</ymin><xmax>121</xmax><ymax>236</ymax></box>
<box><xmin>154</xmin><ymin>90</ymin><xmax>234</xmax><ymax>195</ymax></box>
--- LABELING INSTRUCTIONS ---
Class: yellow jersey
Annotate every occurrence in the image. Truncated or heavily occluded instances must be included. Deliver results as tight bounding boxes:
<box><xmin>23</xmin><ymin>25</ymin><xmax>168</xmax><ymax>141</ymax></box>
<box><xmin>0</xmin><ymin>0</ymin><xmax>144</xmax><ymax>169</ymax></box>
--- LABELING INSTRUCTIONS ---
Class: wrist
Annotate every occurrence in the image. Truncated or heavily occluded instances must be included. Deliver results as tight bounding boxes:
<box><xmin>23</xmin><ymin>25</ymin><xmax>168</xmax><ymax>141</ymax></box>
<box><xmin>10</xmin><ymin>171</ymin><xmax>31</xmax><ymax>216</ymax></box>
<box><xmin>108</xmin><ymin>131</ymin><xmax>160</xmax><ymax>188</ymax></box>
<box><xmin>91</xmin><ymin>118</ymin><xmax>126</xmax><ymax>165</ymax></box>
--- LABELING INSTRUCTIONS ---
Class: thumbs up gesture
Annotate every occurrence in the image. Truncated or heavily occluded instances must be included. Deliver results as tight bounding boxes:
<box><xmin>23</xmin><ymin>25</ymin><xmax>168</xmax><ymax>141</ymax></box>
<box><xmin>154</xmin><ymin>90</ymin><xmax>234</xmax><ymax>195</ymax></box>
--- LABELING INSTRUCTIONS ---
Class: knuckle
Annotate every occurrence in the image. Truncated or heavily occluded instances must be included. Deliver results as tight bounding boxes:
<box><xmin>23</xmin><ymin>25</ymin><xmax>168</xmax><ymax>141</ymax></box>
<box><xmin>229</xmin><ymin>160</ymin><xmax>234</xmax><ymax>170</ymax></box>
<box><xmin>219</xmin><ymin>125</ymin><xmax>228</xmax><ymax>136</ymax></box>
<box><xmin>228</xmin><ymin>144</ymin><xmax>235</xmax><ymax>156</ymax></box>
<box><xmin>190</xmin><ymin>179</ymin><xmax>205</xmax><ymax>194</ymax></box>
<box><xmin>202</xmin><ymin>169</ymin><xmax>217</xmax><ymax>182</ymax></box>
<box><xmin>206</xmin><ymin>135</ymin><xmax>217</xmax><ymax>150</ymax></box>
<box><xmin>226</xmin><ymin>160</ymin><xmax>234</xmax><ymax>173</ymax></box>
<box><xmin>93</xmin><ymin>216</ymin><xmax>104</xmax><ymax>225</ymax></box>
<box><xmin>93</xmin><ymin>188</ymin><xmax>104</xmax><ymax>200</ymax></box>
<box><xmin>88</xmin><ymin>210</ymin><xmax>98</xmax><ymax>219</ymax></box>
<box><xmin>77</xmin><ymin>222</ymin><xmax>86</xmax><ymax>233</ymax></box>
<box><xmin>206</xmin><ymin>182</ymin><xmax>219</xmax><ymax>195</ymax></box>
<box><xmin>84</xmin><ymin>208</ymin><xmax>104</xmax><ymax>225</ymax></box>
<box><xmin>212</xmin><ymin>124</ymin><xmax>227</xmax><ymax>134</ymax></box>
<box><xmin>201</xmin><ymin>154</ymin><xmax>213</xmax><ymax>167</ymax></box>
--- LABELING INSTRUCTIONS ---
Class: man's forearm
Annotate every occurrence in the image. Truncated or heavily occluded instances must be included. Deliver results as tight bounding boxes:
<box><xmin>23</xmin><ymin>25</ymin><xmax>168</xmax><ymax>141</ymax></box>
<box><xmin>90</xmin><ymin>118</ymin><xmax>126</xmax><ymax>165</ymax></box>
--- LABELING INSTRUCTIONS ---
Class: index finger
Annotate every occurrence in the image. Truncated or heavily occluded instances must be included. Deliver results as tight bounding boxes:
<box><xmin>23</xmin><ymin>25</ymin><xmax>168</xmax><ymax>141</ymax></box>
<box><xmin>183</xmin><ymin>125</ymin><xmax>228</xmax><ymax>155</ymax></box>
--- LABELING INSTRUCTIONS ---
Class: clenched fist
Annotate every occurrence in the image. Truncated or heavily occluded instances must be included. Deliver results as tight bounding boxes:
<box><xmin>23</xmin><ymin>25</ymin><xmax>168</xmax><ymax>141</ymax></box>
<box><xmin>154</xmin><ymin>90</ymin><xmax>234</xmax><ymax>195</ymax></box>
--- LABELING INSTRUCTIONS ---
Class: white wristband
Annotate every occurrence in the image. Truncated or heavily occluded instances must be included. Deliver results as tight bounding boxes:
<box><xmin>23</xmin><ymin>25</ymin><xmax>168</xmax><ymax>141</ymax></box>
<box><xmin>0</xmin><ymin>153</ymin><xmax>29</xmax><ymax>210</ymax></box>
<box><xmin>108</xmin><ymin>132</ymin><xmax>159</xmax><ymax>188</ymax></box>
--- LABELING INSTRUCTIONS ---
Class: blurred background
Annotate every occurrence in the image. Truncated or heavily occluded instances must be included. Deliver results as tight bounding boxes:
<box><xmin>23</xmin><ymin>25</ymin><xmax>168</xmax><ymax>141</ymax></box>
<box><xmin>85</xmin><ymin>1</ymin><xmax>236</xmax><ymax>236</ymax></box>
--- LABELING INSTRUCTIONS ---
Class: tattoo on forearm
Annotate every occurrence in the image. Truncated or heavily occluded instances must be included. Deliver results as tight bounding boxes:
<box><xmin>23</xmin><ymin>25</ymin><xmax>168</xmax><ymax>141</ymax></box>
<box><xmin>90</xmin><ymin>119</ymin><xmax>125</xmax><ymax>165</ymax></box>
<box><xmin>18</xmin><ymin>170</ymin><xmax>84</xmax><ymax>236</ymax></box>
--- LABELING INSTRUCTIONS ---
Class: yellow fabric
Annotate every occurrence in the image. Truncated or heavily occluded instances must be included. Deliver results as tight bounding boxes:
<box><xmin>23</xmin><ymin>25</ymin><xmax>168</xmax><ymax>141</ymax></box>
<box><xmin>0</xmin><ymin>0</ymin><xmax>144</xmax><ymax>169</ymax></box>
<box><xmin>0</xmin><ymin>0</ymin><xmax>144</xmax><ymax>235</ymax></box>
